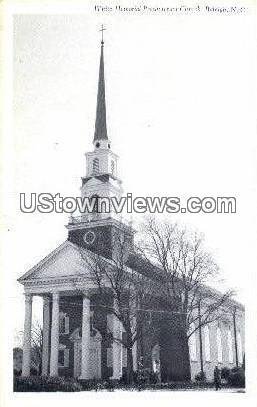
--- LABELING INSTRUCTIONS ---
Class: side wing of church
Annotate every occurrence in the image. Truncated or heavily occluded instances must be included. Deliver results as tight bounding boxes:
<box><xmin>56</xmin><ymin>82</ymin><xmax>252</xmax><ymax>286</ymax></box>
<box><xmin>18</xmin><ymin>35</ymin><xmax>245</xmax><ymax>383</ymax></box>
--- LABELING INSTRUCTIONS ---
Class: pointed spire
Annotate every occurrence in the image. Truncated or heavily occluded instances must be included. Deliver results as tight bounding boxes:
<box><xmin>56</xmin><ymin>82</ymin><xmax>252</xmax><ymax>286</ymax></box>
<box><xmin>94</xmin><ymin>30</ymin><xmax>108</xmax><ymax>143</ymax></box>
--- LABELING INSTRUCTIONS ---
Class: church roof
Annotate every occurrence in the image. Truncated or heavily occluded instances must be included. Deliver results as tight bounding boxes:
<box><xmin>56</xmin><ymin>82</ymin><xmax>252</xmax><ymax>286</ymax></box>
<box><xmin>126</xmin><ymin>251</ymin><xmax>244</xmax><ymax>311</ymax></box>
<box><xmin>81</xmin><ymin>173</ymin><xmax>121</xmax><ymax>186</ymax></box>
<box><xmin>93</xmin><ymin>41</ymin><xmax>108</xmax><ymax>142</ymax></box>
<box><xmin>17</xmin><ymin>240</ymin><xmax>244</xmax><ymax>311</ymax></box>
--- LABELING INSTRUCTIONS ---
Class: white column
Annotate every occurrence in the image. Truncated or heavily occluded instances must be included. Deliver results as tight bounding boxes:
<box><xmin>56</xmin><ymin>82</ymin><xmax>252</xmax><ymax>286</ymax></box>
<box><xmin>22</xmin><ymin>294</ymin><xmax>33</xmax><ymax>377</ymax></box>
<box><xmin>42</xmin><ymin>296</ymin><xmax>51</xmax><ymax>375</ymax></box>
<box><xmin>49</xmin><ymin>292</ymin><xmax>59</xmax><ymax>376</ymax></box>
<box><xmin>111</xmin><ymin>298</ymin><xmax>123</xmax><ymax>380</ymax></box>
<box><xmin>80</xmin><ymin>293</ymin><xmax>91</xmax><ymax>379</ymax></box>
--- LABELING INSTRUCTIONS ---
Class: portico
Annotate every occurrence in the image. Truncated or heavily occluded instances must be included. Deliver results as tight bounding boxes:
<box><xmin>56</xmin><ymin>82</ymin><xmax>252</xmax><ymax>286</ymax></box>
<box><xmin>19</xmin><ymin>241</ymin><xmax>124</xmax><ymax>380</ymax></box>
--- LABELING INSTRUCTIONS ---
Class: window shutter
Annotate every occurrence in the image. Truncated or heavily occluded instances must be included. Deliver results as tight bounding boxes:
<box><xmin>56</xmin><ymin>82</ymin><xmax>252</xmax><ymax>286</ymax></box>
<box><xmin>59</xmin><ymin>314</ymin><xmax>65</xmax><ymax>334</ymax></box>
<box><xmin>65</xmin><ymin>315</ymin><xmax>69</xmax><ymax>334</ymax></box>
<box><xmin>64</xmin><ymin>348</ymin><xmax>70</xmax><ymax>367</ymax></box>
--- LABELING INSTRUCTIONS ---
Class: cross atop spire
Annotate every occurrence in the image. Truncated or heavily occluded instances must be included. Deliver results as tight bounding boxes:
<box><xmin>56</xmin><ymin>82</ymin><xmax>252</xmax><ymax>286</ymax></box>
<box><xmin>100</xmin><ymin>24</ymin><xmax>106</xmax><ymax>45</ymax></box>
<box><xmin>93</xmin><ymin>27</ymin><xmax>108</xmax><ymax>143</ymax></box>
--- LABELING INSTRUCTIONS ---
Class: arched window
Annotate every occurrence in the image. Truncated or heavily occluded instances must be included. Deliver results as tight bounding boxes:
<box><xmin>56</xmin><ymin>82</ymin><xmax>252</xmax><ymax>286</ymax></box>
<box><xmin>92</xmin><ymin>157</ymin><xmax>99</xmax><ymax>174</ymax></box>
<box><xmin>204</xmin><ymin>325</ymin><xmax>211</xmax><ymax>362</ymax></box>
<box><xmin>227</xmin><ymin>328</ymin><xmax>233</xmax><ymax>364</ymax></box>
<box><xmin>91</xmin><ymin>194</ymin><xmax>99</xmax><ymax>213</ymax></box>
<box><xmin>189</xmin><ymin>324</ymin><xmax>197</xmax><ymax>361</ymax></box>
<box><xmin>217</xmin><ymin>326</ymin><xmax>223</xmax><ymax>363</ymax></box>
<box><xmin>111</xmin><ymin>160</ymin><xmax>115</xmax><ymax>175</ymax></box>
<box><xmin>237</xmin><ymin>331</ymin><xmax>243</xmax><ymax>364</ymax></box>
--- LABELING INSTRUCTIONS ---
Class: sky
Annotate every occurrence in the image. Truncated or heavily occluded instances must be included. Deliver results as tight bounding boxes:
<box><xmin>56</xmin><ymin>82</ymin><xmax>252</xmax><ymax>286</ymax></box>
<box><xmin>4</xmin><ymin>6</ymin><xmax>256</xmax><ymax>344</ymax></box>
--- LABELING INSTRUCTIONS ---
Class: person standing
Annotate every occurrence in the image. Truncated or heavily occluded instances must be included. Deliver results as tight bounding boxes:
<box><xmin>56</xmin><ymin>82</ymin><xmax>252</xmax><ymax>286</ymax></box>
<box><xmin>214</xmin><ymin>365</ymin><xmax>221</xmax><ymax>390</ymax></box>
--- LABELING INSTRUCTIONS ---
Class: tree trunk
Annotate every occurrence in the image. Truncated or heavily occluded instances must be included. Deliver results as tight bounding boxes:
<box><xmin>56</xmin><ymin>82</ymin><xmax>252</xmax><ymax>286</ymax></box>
<box><xmin>126</xmin><ymin>346</ymin><xmax>134</xmax><ymax>384</ymax></box>
<box><xmin>183</xmin><ymin>335</ymin><xmax>191</xmax><ymax>381</ymax></box>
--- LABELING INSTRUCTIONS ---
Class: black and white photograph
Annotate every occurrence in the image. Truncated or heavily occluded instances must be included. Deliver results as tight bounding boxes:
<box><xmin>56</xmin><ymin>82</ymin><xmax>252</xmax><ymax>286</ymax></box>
<box><xmin>1</xmin><ymin>1</ymin><xmax>257</xmax><ymax>406</ymax></box>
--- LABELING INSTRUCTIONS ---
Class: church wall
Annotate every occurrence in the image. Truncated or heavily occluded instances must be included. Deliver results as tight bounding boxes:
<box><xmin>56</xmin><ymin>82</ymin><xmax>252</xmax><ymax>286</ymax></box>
<box><xmin>57</xmin><ymin>294</ymin><xmax>114</xmax><ymax>379</ymax></box>
<box><xmin>58</xmin><ymin>295</ymin><xmax>82</xmax><ymax>377</ymax></box>
<box><xmin>46</xmin><ymin>293</ymin><xmax>244</xmax><ymax>382</ymax></box>
<box><xmin>45</xmin><ymin>290</ymin><xmax>245</xmax><ymax>382</ymax></box>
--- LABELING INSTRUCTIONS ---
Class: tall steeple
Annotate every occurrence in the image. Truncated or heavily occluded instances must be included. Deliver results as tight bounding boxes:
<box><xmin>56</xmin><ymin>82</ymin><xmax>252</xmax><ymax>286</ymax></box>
<box><xmin>94</xmin><ymin>28</ymin><xmax>108</xmax><ymax>144</ymax></box>
<box><xmin>81</xmin><ymin>27</ymin><xmax>122</xmax><ymax>194</ymax></box>
<box><xmin>67</xmin><ymin>29</ymin><xmax>133</xmax><ymax>257</ymax></box>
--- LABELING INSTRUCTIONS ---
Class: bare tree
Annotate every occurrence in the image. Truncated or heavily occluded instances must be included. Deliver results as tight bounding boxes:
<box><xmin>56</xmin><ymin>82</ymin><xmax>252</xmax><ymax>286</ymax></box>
<box><xmin>31</xmin><ymin>321</ymin><xmax>43</xmax><ymax>374</ymax></box>
<box><xmin>139</xmin><ymin>217</ymin><xmax>234</xmax><ymax>356</ymax></box>
<box><xmin>80</xmin><ymin>226</ymin><xmax>157</xmax><ymax>383</ymax></box>
<box><xmin>15</xmin><ymin>320</ymin><xmax>43</xmax><ymax>374</ymax></box>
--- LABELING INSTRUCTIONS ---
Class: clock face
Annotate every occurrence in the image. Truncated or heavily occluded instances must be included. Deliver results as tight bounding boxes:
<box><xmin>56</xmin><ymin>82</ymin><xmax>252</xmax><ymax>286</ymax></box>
<box><xmin>83</xmin><ymin>230</ymin><xmax>96</xmax><ymax>245</ymax></box>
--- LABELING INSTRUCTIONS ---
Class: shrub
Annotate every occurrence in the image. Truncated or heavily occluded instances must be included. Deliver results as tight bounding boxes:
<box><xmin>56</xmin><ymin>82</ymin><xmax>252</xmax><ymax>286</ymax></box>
<box><xmin>14</xmin><ymin>376</ymin><xmax>83</xmax><ymax>392</ymax></box>
<box><xmin>227</xmin><ymin>367</ymin><xmax>245</xmax><ymax>388</ymax></box>
<box><xmin>149</xmin><ymin>371</ymin><xmax>159</xmax><ymax>384</ymax></box>
<box><xmin>195</xmin><ymin>371</ymin><xmax>206</xmax><ymax>382</ymax></box>
<box><xmin>133</xmin><ymin>368</ymin><xmax>151</xmax><ymax>385</ymax></box>
<box><xmin>79</xmin><ymin>378</ymin><xmax>117</xmax><ymax>391</ymax></box>
<box><xmin>221</xmin><ymin>367</ymin><xmax>230</xmax><ymax>381</ymax></box>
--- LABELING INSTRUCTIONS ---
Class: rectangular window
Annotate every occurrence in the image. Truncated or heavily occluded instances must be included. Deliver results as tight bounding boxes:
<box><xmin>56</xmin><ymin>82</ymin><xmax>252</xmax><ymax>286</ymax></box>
<box><xmin>59</xmin><ymin>314</ymin><xmax>69</xmax><ymax>334</ymax></box>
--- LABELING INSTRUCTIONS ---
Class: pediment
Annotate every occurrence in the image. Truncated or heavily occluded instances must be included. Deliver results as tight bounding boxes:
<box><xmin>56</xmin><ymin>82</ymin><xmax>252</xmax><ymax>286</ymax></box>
<box><xmin>18</xmin><ymin>241</ymin><xmax>90</xmax><ymax>282</ymax></box>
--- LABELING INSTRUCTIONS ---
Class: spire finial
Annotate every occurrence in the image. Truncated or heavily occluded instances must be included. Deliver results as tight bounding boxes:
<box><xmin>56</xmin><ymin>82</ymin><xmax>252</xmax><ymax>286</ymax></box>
<box><xmin>100</xmin><ymin>24</ymin><xmax>106</xmax><ymax>45</ymax></box>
